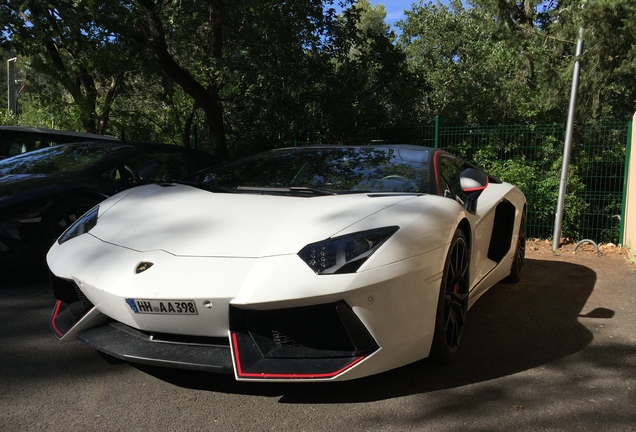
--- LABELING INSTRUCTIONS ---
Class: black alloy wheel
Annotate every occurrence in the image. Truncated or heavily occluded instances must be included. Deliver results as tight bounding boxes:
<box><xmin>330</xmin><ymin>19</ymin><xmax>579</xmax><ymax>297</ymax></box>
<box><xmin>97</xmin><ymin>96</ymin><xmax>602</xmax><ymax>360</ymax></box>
<box><xmin>430</xmin><ymin>228</ymin><xmax>470</xmax><ymax>363</ymax></box>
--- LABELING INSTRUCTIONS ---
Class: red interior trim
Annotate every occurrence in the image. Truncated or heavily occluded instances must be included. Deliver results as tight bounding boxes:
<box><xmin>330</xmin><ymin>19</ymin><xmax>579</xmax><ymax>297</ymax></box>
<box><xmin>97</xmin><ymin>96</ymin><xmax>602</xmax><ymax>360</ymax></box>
<box><xmin>433</xmin><ymin>152</ymin><xmax>441</xmax><ymax>195</ymax></box>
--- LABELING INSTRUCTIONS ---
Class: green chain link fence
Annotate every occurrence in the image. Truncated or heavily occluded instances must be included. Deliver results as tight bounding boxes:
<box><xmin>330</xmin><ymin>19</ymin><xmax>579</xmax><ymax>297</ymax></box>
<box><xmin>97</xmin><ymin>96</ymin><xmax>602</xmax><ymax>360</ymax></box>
<box><xmin>420</xmin><ymin>121</ymin><xmax>631</xmax><ymax>244</ymax></box>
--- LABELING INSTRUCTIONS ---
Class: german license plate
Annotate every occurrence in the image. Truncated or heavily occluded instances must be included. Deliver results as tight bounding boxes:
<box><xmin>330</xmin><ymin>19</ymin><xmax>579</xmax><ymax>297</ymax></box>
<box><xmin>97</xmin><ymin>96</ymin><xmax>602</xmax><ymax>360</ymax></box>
<box><xmin>125</xmin><ymin>298</ymin><xmax>198</xmax><ymax>315</ymax></box>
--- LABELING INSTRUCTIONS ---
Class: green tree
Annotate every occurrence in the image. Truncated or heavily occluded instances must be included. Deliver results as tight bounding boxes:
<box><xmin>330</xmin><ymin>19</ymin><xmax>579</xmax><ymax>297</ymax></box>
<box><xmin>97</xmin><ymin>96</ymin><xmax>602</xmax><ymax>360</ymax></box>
<box><xmin>122</xmin><ymin>0</ymin><xmax>228</xmax><ymax>157</ymax></box>
<box><xmin>0</xmin><ymin>0</ymin><xmax>136</xmax><ymax>134</ymax></box>
<box><xmin>578</xmin><ymin>0</ymin><xmax>636</xmax><ymax>120</ymax></box>
<box><xmin>215</xmin><ymin>0</ymin><xmax>352</xmax><ymax>155</ymax></box>
<box><xmin>398</xmin><ymin>0</ymin><xmax>530</xmax><ymax>124</ymax></box>
<box><xmin>3</xmin><ymin>1</ymin><xmax>424</xmax><ymax>155</ymax></box>
<box><xmin>465</xmin><ymin>0</ymin><xmax>636</xmax><ymax>122</ymax></box>
<box><xmin>319</xmin><ymin>0</ymin><xmax>425</xmax><ymax>143</ymax></box>
<box><xmin>100</xmin><ymin>0</ymin><xmax>362</xmax><ymax>157</ymax></box>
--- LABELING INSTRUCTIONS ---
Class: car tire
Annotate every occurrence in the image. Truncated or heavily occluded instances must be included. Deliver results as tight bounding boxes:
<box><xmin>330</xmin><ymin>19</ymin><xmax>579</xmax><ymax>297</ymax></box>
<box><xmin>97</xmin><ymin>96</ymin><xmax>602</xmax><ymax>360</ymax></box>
<box><xmin>430</xmin><ymin>228</ymin><xmax>470</xmax><ymax>364</ymax></box>
<box><xmin>505</xmin><ymin>206</ymin><xmax>526</xmax><ymax>284</ymax></box>
<box><xmin>40</xmin><ymin>197</ymin><xmax>98</xmax><ymax>249</ymax></box>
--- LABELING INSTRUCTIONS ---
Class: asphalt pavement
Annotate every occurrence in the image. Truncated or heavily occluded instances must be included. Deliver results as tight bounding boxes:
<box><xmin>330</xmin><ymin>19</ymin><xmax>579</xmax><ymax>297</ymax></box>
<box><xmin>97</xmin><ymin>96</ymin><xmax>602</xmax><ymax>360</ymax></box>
<box><xmin>1</xmin><ymin>250</ymin><xmax>635</xmax><ymax>431</ymax></box>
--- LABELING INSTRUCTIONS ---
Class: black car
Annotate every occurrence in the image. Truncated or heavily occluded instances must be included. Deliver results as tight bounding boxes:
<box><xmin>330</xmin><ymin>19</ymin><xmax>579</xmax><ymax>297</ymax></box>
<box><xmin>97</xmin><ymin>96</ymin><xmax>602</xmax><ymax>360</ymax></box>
<box><xmin>0</xmin><ymin>141</ymin><xmax>216</xmax><ymax>260</ymax></box>
<box><xmin>0</xmin><ymin>126</ymin><xmax>120</xmax><ymax>160</ymax></box>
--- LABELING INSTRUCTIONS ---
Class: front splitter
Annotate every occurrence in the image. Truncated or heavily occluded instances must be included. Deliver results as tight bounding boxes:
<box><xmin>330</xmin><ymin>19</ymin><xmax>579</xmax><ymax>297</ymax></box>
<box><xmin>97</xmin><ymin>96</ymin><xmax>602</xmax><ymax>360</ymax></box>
<box><xmin>77</xmin><ymin>322</ymin><xmax>234</xmax><ymax>373</ymax></box>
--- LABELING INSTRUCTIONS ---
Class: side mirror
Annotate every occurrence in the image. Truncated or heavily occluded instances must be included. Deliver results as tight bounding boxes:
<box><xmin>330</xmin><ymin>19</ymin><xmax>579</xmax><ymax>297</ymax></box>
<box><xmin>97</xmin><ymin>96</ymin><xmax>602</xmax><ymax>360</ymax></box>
<box><xmin>460</xmin><ymin>168</ymin><xmax>488</xmax><ymax>213</ymax></box>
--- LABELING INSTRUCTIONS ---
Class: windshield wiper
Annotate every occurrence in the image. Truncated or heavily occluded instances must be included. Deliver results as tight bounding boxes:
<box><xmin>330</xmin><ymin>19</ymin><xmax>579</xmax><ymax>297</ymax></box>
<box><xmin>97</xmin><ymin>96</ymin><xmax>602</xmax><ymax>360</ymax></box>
<box><xmin>289</xmin><ymin>186</ymin><xmax>338</xmax><ymax>196</ymax></box>
<box><xmin>233</xmin><ymin>186</ymin><xmax>338</xmax><ymax>196</ymax></box>
<box><xmin>172</xmin><ymin>179</ymin><xmax>233</xmax><ymax>193</ymax></box>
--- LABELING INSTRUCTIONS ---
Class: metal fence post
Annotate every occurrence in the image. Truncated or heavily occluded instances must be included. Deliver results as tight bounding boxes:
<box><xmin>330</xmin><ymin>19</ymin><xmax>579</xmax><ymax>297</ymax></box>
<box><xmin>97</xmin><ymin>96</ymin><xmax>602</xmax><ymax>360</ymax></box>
<box><xmin>620</xmin><ymin>120</ymin><xmax>633</xmax><ymax>246</ymax></box>
<box><xmin>434</xmin><ymin>116</ymin><xmax>439</xmax><ymax>149</ymax></box>
<box><xmin>552</xmin><ymin>27</ymin><xmax>584</xmax><ymax>251</ymax></box>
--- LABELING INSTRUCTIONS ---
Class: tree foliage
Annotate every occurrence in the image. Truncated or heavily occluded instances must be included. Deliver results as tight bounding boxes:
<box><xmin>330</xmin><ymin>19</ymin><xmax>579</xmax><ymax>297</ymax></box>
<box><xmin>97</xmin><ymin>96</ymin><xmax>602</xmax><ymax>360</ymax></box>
<box><xmin>399</xmin><ymin>0</ymin><xmax>530</xmax><ymax>124</ymax></box>
<box><xmin>1</xmin><ymin>0</ymin><xmax>635</xmax><ymax>157</ymax></box>
<box><xmin>0</xmin><ymin>0</ymin><xmax>136</xmax><ymax>133</ymax></box>
<box><xmin>2</xmin><ymin>0</ymin><xmax>422</xmax><ymax>157</ymax></box>
<box><xmin>398</xmin><ymin>0</ymin><xmax>636</xmax><ymax>124</ymax></box>
<box><xmin>578</xmin><ymin>0</ymin><xmax>636</xmax><ymax>120</ymax></box>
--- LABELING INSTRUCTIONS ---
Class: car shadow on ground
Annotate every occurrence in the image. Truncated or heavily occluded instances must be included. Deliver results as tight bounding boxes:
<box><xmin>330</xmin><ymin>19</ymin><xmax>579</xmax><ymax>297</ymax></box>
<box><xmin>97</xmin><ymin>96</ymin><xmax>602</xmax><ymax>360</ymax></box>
<box><xmin>0</xmin><ymin>250</ymin><xmax>49</xmax><ymax>287</ymax></box>
<box><xmin>137</xmin><ymin>257</ymin><xmax>598</xmax><ymax>402</ymax></box>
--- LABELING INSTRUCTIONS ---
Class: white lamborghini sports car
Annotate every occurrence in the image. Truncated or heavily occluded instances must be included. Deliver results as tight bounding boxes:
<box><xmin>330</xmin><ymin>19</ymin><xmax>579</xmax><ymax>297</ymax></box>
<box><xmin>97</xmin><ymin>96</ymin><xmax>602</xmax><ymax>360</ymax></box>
<box><xmin>48</xmin><ymin>145</ymin><xmax>526</xmax><ymax>382</ymax></box>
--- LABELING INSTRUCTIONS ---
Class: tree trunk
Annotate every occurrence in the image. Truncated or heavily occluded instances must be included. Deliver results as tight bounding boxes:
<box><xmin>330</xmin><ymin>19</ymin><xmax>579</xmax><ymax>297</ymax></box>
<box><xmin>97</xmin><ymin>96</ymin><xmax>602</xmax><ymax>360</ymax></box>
<box><xmin>135</xmin><ymin>0</ymin><xmax>228</xmax><ymax>158</ymax></box>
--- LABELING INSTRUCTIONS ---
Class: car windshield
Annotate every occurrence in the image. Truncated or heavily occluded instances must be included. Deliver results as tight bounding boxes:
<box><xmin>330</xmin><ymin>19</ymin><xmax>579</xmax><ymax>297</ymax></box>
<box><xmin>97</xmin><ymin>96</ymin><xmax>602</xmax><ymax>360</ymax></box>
<box><xmin>196</xmin><ymin>146</ymin><xmax>430</xmax><ymax>194</ymax></box>
<box><xmin>0</xmin><ymin>143</ymin><xmax>133</xmax><ymax>175</ymax></box>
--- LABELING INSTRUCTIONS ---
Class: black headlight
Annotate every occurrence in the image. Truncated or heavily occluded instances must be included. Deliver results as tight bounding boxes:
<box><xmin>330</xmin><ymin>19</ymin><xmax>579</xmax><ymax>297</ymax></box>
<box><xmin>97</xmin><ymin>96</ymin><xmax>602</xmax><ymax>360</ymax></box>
<box><xmin>298</xmin><ymin>226</ymin><xmax>399</xmax><ymax>275</ymax></box>
<box><xmin>57</xmin><ymin>205</ymin><xmax>99</xmax><ymax>245</ymax></box>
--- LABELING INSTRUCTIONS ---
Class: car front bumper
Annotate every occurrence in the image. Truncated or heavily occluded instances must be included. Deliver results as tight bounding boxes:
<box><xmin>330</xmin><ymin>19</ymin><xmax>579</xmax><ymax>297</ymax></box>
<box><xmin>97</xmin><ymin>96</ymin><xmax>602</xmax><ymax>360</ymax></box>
<box><xmin>48</xmin><ymin>234</ymin><xmax>445</xmax><ymax>381</ymax></box>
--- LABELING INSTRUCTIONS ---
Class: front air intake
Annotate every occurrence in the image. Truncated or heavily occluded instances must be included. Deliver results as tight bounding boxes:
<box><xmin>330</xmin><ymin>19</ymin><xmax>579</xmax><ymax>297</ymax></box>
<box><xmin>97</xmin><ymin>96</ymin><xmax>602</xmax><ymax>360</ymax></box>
<box><xmin>229</xmin><ymin>301</ymin><xmax>378</xmax><ymax>379</ymax></box>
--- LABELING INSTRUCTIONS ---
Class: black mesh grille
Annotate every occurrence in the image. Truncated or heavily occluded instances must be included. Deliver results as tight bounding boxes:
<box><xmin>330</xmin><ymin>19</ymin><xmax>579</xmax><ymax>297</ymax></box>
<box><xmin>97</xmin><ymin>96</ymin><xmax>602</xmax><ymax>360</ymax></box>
<box><xmin>74</xmin><ymin>284</ymin><xmax>93</xmax><ymax>309</ymax></box>
<box><xmin>272</xmin><ymin>330</ymin><xmax>302</xmax><ymax>347</ymax></box>
<box><xmin>51</xmin><ymin>273</ymin><xmax>94</xmax><ymax>309</ymax></box>
<box><xmin>230</xmin><ymin>302</ymin><xmax>379</xmax><ymax>375</ymax></box>
<box><xmin>248</xmin><ymin>304</ymin><xmax>354</xmax><ymax>352</ymax></box>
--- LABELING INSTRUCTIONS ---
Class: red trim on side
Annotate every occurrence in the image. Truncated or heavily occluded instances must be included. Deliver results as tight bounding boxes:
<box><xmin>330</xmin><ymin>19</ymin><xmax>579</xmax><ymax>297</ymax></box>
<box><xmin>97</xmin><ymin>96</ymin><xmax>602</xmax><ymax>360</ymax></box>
<box><xmin>50</xmin><ymin>300</ymin><xmax>65</xmax><ymax>337</ymax></box>
<box><xmin>433</xmin><ymin>151</ymin><xmax>441</xmax><ymax>195</ymax></box>
<box><xmin>463</xmin><ymin>185</ymin><xmax>488</xmax><ymax>193</ymax></box>
<box><xmin>231</xmin><ymin>332</ymin><xmax>365</xmax><ymax>380</ymax></box>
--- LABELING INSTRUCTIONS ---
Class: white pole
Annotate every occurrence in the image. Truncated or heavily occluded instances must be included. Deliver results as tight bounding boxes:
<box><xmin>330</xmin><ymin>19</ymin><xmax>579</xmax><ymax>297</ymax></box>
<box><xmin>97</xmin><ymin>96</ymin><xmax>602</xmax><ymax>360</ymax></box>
<box><xmin>552</xmin><ymin>28</ymin><xmax>584</xmax><ymax>251</ymax></box>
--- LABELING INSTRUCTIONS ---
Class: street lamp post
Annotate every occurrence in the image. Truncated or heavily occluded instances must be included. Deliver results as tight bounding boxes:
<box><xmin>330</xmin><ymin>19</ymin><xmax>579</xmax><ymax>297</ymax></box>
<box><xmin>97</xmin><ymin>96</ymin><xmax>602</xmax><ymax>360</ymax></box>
<box><xmin>7</xmin><ymin>57</ymin><xmax>17</xmax><ymax>114</ymax></box>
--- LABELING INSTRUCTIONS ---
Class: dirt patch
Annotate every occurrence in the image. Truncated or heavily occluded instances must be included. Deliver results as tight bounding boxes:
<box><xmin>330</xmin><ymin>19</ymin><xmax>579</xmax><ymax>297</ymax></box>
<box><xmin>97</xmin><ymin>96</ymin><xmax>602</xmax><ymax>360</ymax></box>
<box><xmin>526</xmin><ymin>239</ymin><xmax>634</xmax><ymax>289</ymax></box>
<box><xmin>527</xmin><ymin>238</ymin><xmax>633</xmax><ymax>260</ymax></box>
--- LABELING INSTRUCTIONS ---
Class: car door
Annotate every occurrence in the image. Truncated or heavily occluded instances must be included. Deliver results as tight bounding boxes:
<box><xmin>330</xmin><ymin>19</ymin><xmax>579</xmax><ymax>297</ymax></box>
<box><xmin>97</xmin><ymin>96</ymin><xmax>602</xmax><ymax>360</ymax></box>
<box><xmin>434</xmin><ymin>153</ymin><xmax>498</xmax><ymax>288</ymax></box>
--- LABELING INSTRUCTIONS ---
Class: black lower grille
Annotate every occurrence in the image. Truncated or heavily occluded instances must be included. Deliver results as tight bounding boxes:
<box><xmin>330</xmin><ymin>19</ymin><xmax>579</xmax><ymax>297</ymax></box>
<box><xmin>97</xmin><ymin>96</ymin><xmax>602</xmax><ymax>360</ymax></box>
<box><xmin>50</xmin><ymin>274</ymin><xmax>95</xmax><ymax>338</ymax></box>
<box><xmin>229</xmin><ymin>301</ymin><xmax>379</xmax><ymax>378</ymax></box>
<box><xmin>248</xmin><ymin>305</ymin><xmax>354</xmax><ymax>352</ymax></box>
<box><xmin>74</xmin><ymin>284</ymin><xmax>93</xmax><ymax>309</ymax></box>
<box><xmin>51</xmin><ymin>272</ymin><xmax>94</xmax><ymax>309</ymax></box>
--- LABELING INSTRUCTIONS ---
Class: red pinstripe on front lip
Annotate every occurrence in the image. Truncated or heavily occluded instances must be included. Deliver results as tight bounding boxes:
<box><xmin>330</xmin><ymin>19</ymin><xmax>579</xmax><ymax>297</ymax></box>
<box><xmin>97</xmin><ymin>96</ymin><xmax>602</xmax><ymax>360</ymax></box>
<box><xmin>230</xmin><ymin>332</ymin><xmax>365</xmax><ymax>380</ymax></box>
<box><xmin>50</xmin><ymin>300</ymin><xmax>65</xmax><ymax>337</ymax></box>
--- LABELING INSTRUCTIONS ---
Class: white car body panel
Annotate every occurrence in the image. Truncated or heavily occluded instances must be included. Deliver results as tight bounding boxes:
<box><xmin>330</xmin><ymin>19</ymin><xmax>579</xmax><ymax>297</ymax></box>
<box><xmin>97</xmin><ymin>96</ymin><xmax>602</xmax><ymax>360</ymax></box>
<box><xmin>90</xmin><ymin>184</ymin><xmax>454</xmax><ymax>258</ymax></box>
<box><xmin>47</xmin><ymin>145</ymin><xmax>526</xmax><ymax>382</ymax></box>
<box><xmin>48</xmin><ymin>186</ymin><xmax>457</xmax><ymax>335</ymax></box>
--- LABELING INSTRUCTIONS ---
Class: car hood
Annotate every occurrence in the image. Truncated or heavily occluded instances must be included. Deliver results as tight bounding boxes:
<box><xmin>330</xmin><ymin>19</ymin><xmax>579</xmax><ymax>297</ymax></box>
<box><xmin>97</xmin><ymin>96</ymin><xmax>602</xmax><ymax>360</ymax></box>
<box><xmin>90</xmin><ymin>183</ymin><xmax>418</xmax><ymax>257</ymax></box>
